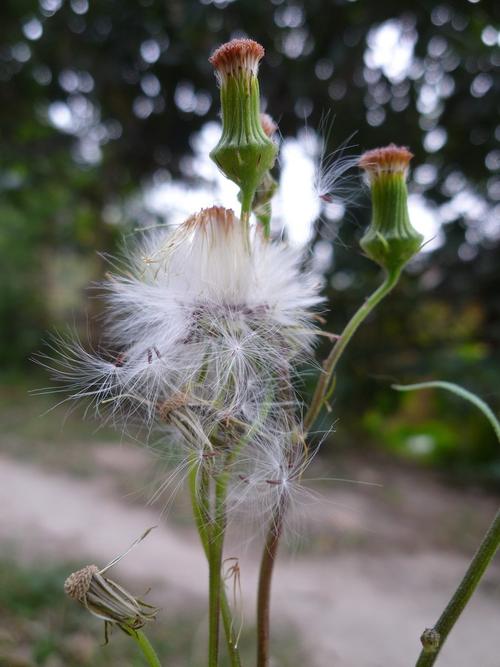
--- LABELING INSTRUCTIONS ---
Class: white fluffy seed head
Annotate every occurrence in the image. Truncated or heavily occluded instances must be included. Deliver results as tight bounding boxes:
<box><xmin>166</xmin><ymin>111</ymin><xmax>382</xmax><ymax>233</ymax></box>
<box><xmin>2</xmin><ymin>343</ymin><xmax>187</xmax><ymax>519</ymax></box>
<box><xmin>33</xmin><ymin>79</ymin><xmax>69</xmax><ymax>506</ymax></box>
<box><xmin>45</xmin><ymin>207</ymin><xmax>322</xmax><ymax>449</ymax></box>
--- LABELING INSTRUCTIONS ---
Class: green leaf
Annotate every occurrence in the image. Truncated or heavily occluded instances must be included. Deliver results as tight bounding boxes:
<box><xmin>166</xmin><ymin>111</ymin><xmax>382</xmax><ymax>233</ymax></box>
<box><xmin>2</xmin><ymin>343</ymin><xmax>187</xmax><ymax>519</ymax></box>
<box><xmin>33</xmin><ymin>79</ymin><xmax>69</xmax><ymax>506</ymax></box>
<box><xmin>392</xmin><ymin>381</ymin><xmax>500</xmax><ymax>443</ymax></box>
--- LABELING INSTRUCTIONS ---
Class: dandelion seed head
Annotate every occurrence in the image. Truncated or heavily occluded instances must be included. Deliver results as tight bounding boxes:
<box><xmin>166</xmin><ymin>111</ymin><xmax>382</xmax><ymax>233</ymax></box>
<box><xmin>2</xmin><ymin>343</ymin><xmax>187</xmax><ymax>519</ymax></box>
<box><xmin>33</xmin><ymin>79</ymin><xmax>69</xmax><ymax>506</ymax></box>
<box><xmin>44</xmin><ymin>206</ymin><xmax>322</xmax><ymax>458</ymax></box>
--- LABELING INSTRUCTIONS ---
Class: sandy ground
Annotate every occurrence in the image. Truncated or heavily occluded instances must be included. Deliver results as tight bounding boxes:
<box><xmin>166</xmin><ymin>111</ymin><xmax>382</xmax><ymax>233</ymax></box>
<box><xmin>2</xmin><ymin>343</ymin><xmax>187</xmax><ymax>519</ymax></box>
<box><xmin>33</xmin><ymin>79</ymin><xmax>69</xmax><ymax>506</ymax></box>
<box><xmin>1</xmin><ymin>447</ymin><xmax>500</xmax><ymax>667</ymax></box>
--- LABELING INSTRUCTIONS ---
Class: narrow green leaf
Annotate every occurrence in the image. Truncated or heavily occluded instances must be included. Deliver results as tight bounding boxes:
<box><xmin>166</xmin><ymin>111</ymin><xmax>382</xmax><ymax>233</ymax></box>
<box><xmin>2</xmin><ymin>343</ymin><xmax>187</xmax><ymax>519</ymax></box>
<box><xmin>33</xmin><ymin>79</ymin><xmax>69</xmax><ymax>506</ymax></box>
<box><xmin>392</xmin><ymin>381</ymin><xmax>500</xmax><ymax>443</ymax></box>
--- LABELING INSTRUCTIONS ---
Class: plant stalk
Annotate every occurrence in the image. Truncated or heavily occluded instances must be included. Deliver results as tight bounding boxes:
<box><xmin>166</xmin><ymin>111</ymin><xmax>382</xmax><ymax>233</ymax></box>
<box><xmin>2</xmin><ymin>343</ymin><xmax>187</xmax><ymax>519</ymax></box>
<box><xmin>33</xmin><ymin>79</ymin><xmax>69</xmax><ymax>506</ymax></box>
<box><xmin>256</xmin><ymin>501</ymin><xmax>285</xmax><ymax>667</ymax></box>
<box><xmin>303</xmin><ymin>269</ymin><xmax>401</xmax><ymax>434</ymax></box>
<box><xmin>415</xmin><ymin>507</ymin><xmax>500</xmax><ymax>666</ymax></box>
<box><xmin>207</xmin><ymin>468</ymin><xmax>230</xmax><ymax>667</ymax></box>
<box><xmin>256</xmin><ymin>269</ymin><xmax>402</xmax><ymax>667</ymax></box>
<box><xmin>128</xmin><ymin>629</ymin><xmax>162</xmax><ymax>667</ymax></box>
<box><xmin>189</xmin><ymin>462</ymin><xmax>242</xmax><ymax>667</ymax></box>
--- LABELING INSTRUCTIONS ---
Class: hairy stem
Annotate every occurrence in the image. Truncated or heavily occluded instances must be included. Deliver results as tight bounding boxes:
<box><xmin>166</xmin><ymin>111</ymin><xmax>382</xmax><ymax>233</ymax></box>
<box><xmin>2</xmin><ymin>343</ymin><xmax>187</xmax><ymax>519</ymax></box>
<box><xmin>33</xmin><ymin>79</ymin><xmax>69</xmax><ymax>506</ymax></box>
<box><xmin>189</xmin><ymin>462</ymin><xmax>242</xmax><ymax>667</ymax></box>
<box><xmin>415</xmin><ymin>508</ymin><xmax>500</xmax><ymax>666</ymax></box>
<box><xmin>256</xmin><ymin>501</ymin><xmax>285</xmax><ymax>667</ymax></box>
<box><xmin>127</xmin><ymin>629</ymin><xmax>162</xmax><ymax>667</ymax></box>
<box><xmin>303</xmin><ymin>269</ymin><xmax>401</xmax><ymax>434</ymax></box>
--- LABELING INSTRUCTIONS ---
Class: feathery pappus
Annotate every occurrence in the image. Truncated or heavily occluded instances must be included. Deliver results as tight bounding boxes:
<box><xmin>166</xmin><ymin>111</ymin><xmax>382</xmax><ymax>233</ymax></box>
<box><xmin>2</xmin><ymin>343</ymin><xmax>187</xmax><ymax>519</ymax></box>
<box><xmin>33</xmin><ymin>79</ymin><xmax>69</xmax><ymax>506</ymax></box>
<box><xmin>40</xmin><ymin>206</ymin><xmax>322</xmax><ymax>506</ymax></box>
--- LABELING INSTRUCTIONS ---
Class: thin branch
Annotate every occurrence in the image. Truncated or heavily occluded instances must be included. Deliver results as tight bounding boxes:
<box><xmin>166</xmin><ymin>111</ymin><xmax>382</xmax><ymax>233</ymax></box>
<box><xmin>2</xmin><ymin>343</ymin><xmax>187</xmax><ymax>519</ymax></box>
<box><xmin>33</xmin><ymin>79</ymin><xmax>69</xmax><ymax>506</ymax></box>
<box><xmin>415</xmin><ymin>508</ymin><xmax>500</xmax><ymax>666</ymax></box>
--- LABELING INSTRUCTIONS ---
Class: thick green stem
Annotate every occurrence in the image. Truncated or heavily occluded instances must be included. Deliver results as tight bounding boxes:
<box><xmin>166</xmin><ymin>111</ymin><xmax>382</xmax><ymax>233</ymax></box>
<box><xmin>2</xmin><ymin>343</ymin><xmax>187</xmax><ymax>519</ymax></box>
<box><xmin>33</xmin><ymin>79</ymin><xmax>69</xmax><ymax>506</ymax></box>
<box><xmin>415</xmin><ymin>508</ymin><xmax>500</xmax><ymax>666</ymax></box>
<box><xmin>189</xmin><ymin>462</ymin><xmax>242</xmax><ymax>667</ymax></box>
<box><xmin>128</xmin><ymin>629</ymin><xmax>162</xmax><ymax>667</ymax></box>
<box><xmin>303</xmin><ymin>269</ymin><xmax>401</xmax><ymax>434</ymax></box>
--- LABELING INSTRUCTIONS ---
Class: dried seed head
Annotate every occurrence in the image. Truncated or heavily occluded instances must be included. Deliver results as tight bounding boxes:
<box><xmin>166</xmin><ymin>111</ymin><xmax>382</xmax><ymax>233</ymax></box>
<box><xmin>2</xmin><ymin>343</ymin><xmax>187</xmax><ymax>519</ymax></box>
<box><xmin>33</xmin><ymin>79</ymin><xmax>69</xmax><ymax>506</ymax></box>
<box><xmin>65</xmin><ymin>565</ymin><xmax>158</xmax><ymax>630</ymax></box>
<box><xmin>209</xmin><ymin>38</ymin><xmax>264</xmax><ymax>82</ymax></box>
<box><xmin>64</xmin><ymin>565</ymin><xmax>99</xmax><ymax>600</ymax></box>
<box><xmin>359</xmin><ymin>144</ymin><xmax>413</xmax><ymax>182</ymax></box>
<box><xmin>64</xmin><ymin>530</ymin><xmax>158</xmax><ymax>633</ymax></box>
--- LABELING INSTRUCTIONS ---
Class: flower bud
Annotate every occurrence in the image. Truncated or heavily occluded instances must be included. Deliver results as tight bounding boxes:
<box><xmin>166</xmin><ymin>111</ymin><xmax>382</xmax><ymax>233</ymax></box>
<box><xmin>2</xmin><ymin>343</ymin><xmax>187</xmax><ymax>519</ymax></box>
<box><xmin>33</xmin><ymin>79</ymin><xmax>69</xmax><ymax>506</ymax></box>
<box><xmin>359</xmin><ymin>144</ymin><xmax>423</xmax><ymax>274</ymax></box>
<box><xmin>420</xmin><ymin>628</ymin><xmax>440</xmax><ymax>654</ymax></box>
<box><xmin>209</xmin><ymin>39</ymin><xmax>278</xmax><ymax>217</ymax></box>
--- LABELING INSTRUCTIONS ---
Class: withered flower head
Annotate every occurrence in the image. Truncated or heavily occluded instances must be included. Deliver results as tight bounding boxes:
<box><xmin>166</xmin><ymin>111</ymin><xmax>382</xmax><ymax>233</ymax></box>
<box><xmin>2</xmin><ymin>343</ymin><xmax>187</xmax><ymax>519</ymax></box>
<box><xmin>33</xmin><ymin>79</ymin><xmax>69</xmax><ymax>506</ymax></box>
<box><xmin>64</xmin><ymin>529</ymin><xmax>158</xmax><ymax>635</ymax></box>
<box><xmin>65</xmin><ymin>564</ymin><xmax>158</xmax><ymax>631</ymax></box>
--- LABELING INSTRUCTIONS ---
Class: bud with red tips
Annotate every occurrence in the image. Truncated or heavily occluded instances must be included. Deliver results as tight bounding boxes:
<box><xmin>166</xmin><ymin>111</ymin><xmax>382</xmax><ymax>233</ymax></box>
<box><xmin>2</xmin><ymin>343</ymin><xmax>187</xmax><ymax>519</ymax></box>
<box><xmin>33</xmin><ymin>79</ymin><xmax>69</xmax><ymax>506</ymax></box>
<box><xmin>359</xmin><ymin>144</ymin><xmax>423</xmax><ymax>274</ymax></box>
<box><xmin>209</xmin><ymin>39</ymin><xmax>278</xmax><ymax>222</ymax></box>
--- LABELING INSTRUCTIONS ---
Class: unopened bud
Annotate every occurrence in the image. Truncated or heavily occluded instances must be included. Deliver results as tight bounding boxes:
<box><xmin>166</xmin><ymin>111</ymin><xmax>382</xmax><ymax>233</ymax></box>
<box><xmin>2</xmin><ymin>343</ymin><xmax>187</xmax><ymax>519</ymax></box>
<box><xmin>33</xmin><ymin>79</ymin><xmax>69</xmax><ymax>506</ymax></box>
<box><xmin>359</xmin><ymin>144</ymin><xmax>423</xmax><ymax>274</ymax></box>
<box><xmin>209</xmin><ymin>39</ymin><xmax>278</xmax><ymax>218</ymax></box>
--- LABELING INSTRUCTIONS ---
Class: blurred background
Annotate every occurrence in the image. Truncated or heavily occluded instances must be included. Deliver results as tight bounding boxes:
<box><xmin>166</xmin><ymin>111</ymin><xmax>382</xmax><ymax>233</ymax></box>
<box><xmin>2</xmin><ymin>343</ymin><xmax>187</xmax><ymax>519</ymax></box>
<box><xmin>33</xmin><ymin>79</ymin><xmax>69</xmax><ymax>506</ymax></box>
<box><xmin>1</xmin><ymin>1</ymin><xmax>500</xmax><ymax>665</ymax></box>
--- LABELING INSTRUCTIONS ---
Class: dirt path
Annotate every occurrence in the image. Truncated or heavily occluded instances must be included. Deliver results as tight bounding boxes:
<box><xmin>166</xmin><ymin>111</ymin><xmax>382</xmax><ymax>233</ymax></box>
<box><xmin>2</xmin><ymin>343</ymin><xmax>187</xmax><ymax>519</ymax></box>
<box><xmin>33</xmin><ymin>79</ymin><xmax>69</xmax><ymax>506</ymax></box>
<box><xmin>1</xmin><ymin>453</ymin><xmax>500</xmax><ymax>667</ymax></box>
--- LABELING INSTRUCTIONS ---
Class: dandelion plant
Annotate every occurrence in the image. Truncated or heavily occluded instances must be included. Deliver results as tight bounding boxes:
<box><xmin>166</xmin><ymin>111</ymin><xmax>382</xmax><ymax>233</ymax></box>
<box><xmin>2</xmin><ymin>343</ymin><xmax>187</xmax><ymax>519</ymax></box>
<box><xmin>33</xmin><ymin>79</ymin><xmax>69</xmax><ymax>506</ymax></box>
<box><xmin>41</xmin><ymin>37</ymin><xmax>499</xmax><ymax>667</ymax></box>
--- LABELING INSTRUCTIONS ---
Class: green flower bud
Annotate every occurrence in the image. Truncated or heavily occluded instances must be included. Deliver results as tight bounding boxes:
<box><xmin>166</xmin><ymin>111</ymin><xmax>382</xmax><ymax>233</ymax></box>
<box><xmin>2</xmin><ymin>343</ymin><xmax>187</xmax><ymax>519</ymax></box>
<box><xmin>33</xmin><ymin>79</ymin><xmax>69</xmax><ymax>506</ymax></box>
<box><xmin>359</xmin><ymin>144</ymin><xmax>423</xmax><ymax>274</ymax></box>
<box><xmin>209</xmin><ymin>39</ymin><xmax>278</xmax><ymax>218</ymax></box>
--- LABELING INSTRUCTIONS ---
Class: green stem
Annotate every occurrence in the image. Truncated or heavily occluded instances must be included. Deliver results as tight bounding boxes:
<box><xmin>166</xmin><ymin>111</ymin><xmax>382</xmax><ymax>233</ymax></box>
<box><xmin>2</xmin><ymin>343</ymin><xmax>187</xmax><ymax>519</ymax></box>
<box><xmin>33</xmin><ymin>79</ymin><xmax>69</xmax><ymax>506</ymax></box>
<box><xmin>207</xmin><ymin>470</ymin><xmax>229</xmax><ymax>667</ymax></box>
<box><xmin>303</xmin><ymin>268</ymin><xmax>401</xmax><ymax>434</ymax></box>
<box><xmin>128</xmin><ymin>629</ymin><xmax>162</xmax><ymax>667</ymax></box>
<box><xmin>240</xmin><ymin>189</ymin><xmax>254</xmax><ymax>252</ymax></box>
<box><xmin>240</xmin><ymin>188</ymin><xmax>254</xmax><ymax>222</ymax></box>
<box><xmin>415</xmin><ymin>508</ymin><xmax>500</xmax><ymax>666</ymax></box>
<box><xmin>189</xmin><ymin>462</ymin><xmax>242</xmax><ymax>667</ymax></box>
